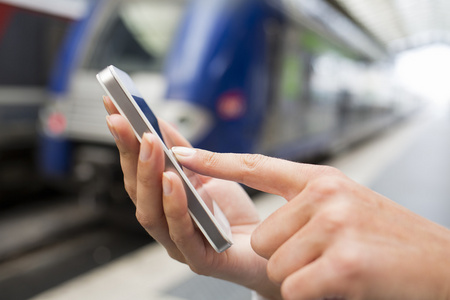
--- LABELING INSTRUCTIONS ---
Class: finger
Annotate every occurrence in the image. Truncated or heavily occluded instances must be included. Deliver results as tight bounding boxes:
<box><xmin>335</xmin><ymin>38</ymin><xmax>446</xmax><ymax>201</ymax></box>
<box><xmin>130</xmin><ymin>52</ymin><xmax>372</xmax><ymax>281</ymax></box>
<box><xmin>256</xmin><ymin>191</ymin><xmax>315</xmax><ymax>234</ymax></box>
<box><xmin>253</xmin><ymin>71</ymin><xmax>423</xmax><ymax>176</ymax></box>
<box><xmin>251</xmin><ymin>195</ymin><xmax>313</xmax><ymax>259</ymax></box>
<box><xmin>103</xmin><ymin>95</ymin><xmax>120</xmax><ymax>115</ymax></box>
<box><xmin>136</xmin><ymin>133</ymin><xmax>182</xmax><ymax>256</ymax></box>
<box><xmin>252</xmin><ymin>179</ymin><xmax>352</xmax><ymax>262</ymax></box>
<box><xmin>106</xmin><ymin>114</ymin><xmax>140</xmax><ymax>202</ymax></box>
<box><xmin>172</xmin><ymin>148</ymin><xmax>335</xmax><ymax>200</ymax></box>
<box><xmin>162</xmin><ymin>171</ymin><xmax>210</xmax><ymax>264</ymax></box>
<box><xmin>266</xmin><ymin>220</ymin><xmax>327</xmax><ymax>284</ymax></box>
<box><xmin>281</xmin><ymin>257</ymin><xmax>347</xmax><ymax>300</ymax></box>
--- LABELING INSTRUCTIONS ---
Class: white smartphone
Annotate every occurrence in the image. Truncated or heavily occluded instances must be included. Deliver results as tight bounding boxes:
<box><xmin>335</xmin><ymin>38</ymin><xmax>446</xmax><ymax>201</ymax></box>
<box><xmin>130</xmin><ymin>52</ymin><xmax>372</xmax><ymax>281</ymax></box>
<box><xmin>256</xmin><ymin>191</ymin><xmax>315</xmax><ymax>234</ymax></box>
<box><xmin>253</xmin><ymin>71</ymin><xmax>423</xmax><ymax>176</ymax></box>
<box><xmin>97</xmin><ymin>65</ymin><xmax>232</xmax><ymax>253</ymax></box>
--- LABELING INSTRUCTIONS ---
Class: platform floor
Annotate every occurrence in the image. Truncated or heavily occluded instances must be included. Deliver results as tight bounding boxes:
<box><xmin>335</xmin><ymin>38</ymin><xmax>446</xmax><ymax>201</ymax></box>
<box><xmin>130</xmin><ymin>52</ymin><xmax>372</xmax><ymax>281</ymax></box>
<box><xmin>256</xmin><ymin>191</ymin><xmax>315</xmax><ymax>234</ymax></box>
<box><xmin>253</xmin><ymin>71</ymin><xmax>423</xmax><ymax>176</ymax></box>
<box><xmin>31</xmin><ymin>103</ymin><xmax>450</xmax><ymax>300</ymax></box>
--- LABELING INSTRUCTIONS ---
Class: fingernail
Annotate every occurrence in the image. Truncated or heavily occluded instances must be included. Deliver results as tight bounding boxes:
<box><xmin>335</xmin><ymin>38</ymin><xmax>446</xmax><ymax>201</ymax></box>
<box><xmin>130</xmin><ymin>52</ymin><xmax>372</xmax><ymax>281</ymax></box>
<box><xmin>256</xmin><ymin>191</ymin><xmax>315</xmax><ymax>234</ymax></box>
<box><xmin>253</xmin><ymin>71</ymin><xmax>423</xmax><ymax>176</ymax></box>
<box><xmin>139</xmin><ymin>133</ymin><xmax>152</xmax><ymax>162</ymax></box>
<box><xmin>106</xmin><ymin>116</ymin><xmax>120</xmax><ymax>141</ymax></box>
<box><xmin>162</xmin><ymin>173</ymin><xmax>172</xmax><ymax>195</ymax></box>
<box><xmin>103</xmin><ymin>95</ymin><xmax>112</xmax><ymax>115</ymax></box>
<box><xmin>171</xmin><ymin>147</ymin><xmax>196</xmax><ymax>158</ymax></box>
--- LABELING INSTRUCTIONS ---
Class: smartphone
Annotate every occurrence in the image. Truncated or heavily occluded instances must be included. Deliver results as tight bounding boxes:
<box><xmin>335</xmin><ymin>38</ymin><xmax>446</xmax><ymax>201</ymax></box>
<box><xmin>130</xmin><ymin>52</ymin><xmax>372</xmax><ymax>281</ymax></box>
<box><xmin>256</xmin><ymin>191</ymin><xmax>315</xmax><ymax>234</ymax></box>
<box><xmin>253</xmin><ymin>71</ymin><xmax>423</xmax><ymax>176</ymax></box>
<box><xmin>97</xmin><ymin>65</ymin><xmax>232</xmax><ymax>253</ymax></box>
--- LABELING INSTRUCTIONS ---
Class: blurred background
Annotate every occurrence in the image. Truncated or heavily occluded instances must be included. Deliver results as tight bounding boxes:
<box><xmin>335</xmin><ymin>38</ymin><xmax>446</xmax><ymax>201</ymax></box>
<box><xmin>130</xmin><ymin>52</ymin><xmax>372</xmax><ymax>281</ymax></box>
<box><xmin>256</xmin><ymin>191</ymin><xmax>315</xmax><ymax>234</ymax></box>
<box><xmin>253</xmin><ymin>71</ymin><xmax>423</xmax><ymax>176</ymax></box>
<box><xmin>1</xmin><ymin>0</ymin><xmax>449</xmax><ymax>299</ymax></box>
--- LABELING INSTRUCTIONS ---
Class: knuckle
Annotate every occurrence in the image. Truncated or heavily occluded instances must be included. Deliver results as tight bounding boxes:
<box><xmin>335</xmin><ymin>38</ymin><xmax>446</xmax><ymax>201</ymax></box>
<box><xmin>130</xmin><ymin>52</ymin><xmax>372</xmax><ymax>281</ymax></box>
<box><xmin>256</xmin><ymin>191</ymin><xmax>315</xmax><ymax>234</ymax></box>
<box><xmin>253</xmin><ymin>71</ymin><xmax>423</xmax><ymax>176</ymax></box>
<box><xmin>124</xmin><ymin>179</ymin><xmax>136</xmax><ymax>200</ymax></box>
<box><xmin>316</xmin><ymin>202</ymin><xmax>354</xmax><ymax>235</ymax></box>
<box><xmin>314</xmin><ymin>200</ymin><xmax>355</xmax><ymax>236</ymax></box>
<box><xmin>239</xmin><ymin>154</ymin><xmax>268</xmax><ymax>182</ymax></box>
<box><xmin>332</xmin><ymin>245</ymin><xmax>364</xmax><ymax>280</ymax></box>
<box><xmin>188</xmin><ymin>261</ymin><xmax>211</xmax><ymax>276</ymax></box>
<box><xmin>120</xmin><ymin>149</ymin><xmax>136</xmax><ymax>161</ymax></box>
<box><xmin>188</xmin><ymin>264</ymin><xmax>202</xmax><ymax>275</ymax></box>
<box><xmin>280</xmin><ymin>281</ymin><xmax>296</xmax><ymax>300</ymax></box>
<box><xmin>307</xmin><ymin>175</ymin><xmax>347</xmax><ymax>202</ymax></box>
<box><xmin>266</xmin><ymin>257</ymin><xmax>283</xmax><ymax>284</ymax></box>
<box><xmin>240</xmin><ymin>154</ymin><xmax>267</xmax><ymax>172</ymax></box>
<box><xmin>319</xmin><ymin>209</ymin><xmax>347</xmax><ymax>234</ymax></box>
<box><xmin>136</xmin><ymin>171</ymin><xmax>153</xmax><ymax>187</ymax></box>
<box><xmin>203</xmin><ymin>151</ymin><xmax>221</xmax><ymax>169</ymax></box>
<box><xmin>250</xmin><ymin>227</ymin><xmax>268</xmax><ymax>258</ymax></box>
<box><xmin>280</xmin><ymin>274</ymin><xmax>306</xmax><ymax>300</ymax></box>
<box><xmin>135</xmin><ymin>209</ymin><xmax>158</xmax><ymax>230</ymax></box>
<box><xmin>166</xmin><ymin>250</ymin><xmax>186</xmax><ymax>263</ymax></box>
<box><xmin>169</xmin><ymin>232</ymin><xmax>190</xmax><ymax>249</ymax></box>
<box><xmin>318</xmin><ymin>165</ymin><xmax>343</xmax><ymax>177</ymax></box>
<box><xmin>307</xmin><ymin>179</ymin><xmax>338</xmax><ymax>203</ymax></box>
<box><xmin>119</xmin><ymin>152</ymin><xmax>138</xmax><ymax>170</ymax></box>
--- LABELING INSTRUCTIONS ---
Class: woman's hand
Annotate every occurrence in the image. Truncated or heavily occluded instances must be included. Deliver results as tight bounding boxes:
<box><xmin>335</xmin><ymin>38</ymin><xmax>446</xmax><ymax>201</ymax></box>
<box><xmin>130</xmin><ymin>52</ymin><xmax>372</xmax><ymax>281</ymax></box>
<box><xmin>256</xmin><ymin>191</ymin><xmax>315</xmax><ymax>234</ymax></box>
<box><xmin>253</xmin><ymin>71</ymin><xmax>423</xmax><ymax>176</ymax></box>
<box><xmin>172</xmin><ymin>147</ymin><xmax>450</xmax><ymax>300</ymax></box>
<box><xmin>103</xmin><ymin>96</ymin><xmax>281</xmax><ymax>300</ymax></box>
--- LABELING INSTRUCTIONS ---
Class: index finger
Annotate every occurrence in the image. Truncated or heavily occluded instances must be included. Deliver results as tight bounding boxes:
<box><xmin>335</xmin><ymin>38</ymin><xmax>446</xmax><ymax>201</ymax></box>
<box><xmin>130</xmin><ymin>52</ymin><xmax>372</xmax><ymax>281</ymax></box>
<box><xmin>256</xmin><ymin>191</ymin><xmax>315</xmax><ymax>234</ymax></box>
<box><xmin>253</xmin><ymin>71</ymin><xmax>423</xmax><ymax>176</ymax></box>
<box><xmin>171</xmin><ymin>148</ymin><xmax>335</xmax><ymax>200</ymax></box>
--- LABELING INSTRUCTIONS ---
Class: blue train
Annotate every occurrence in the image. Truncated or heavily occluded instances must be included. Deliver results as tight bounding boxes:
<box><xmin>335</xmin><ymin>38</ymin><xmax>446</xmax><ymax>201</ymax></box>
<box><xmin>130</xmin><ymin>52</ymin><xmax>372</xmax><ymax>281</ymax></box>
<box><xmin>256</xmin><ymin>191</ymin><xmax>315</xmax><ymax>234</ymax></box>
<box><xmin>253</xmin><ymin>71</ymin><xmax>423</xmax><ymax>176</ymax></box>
<box><xmin>0</xmin><ymin>0</ymin><xmax>85</xmax><ymax>199</ymax></box>
<box><xmin>38</xmin><ymin>0</ymin><xmax>416</xmax><ymax>196</ymax></box>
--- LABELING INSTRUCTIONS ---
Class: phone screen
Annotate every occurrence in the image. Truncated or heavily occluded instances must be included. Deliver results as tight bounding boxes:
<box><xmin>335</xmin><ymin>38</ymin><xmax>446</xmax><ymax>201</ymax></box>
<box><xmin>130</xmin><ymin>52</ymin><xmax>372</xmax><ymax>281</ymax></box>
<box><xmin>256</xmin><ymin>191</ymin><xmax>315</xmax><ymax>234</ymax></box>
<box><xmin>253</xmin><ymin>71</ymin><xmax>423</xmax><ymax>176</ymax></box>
<box><xmin>132</xmin><ymin>95</ymin><xmax>164</xmax><ymax>140</ymax></box>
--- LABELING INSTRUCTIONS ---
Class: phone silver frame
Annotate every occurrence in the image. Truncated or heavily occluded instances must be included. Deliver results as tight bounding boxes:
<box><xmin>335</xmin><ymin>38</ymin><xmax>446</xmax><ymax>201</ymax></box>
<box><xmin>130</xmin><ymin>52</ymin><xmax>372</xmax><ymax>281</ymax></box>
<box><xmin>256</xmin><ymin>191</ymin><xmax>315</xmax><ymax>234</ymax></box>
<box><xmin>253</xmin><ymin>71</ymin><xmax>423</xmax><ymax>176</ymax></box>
<box><xmin>97</xmin><ymin>65</ymin><xmax>232</xmax><ymax>253</ymax></box>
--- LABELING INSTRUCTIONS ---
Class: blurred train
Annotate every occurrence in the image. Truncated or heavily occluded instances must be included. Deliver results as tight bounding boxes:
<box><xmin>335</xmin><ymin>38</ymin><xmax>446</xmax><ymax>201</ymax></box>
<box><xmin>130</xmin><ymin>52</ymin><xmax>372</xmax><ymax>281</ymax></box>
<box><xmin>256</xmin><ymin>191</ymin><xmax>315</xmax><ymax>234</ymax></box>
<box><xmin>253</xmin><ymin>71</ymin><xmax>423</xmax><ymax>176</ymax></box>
<box><xmin>37</xmin><ymin>0</ymin><xmax>419</xmax><ymax>198</ymax></box>
<box><xmin>0</xmin><ymin>0</ymin><xmax>87</xmax><ymax>199</ymax></box>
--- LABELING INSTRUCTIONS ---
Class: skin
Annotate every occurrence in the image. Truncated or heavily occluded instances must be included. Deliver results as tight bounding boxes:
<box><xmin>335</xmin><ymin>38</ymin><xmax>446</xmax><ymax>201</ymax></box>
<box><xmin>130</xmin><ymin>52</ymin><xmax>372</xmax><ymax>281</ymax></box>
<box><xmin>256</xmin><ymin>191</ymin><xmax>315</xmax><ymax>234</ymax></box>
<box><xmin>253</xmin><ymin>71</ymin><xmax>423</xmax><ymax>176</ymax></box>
<box><xmin>104</xmin><ymin>96</ymin><xmax>281</xmax><ymax>299</ymax></box>
<box><xmin>104</xmin><ymin>96</ymin><xmax>450</xmax><ymax>300</ymax></box>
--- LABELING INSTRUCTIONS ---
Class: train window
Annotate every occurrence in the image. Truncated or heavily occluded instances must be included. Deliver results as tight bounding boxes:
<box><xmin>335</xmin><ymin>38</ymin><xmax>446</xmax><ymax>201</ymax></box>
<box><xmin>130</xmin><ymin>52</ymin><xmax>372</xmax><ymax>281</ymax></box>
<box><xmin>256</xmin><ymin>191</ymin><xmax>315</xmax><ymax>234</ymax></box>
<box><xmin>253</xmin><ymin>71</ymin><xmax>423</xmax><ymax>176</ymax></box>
<box><xmin>0</xmin><ymin>4</ymin><xmax>70</xmax><ymax>85</ymax></box>
<box><xmin>88</xmin><ymin>1</ymin><xmax>184</xmax><ymax>73</ymax></box>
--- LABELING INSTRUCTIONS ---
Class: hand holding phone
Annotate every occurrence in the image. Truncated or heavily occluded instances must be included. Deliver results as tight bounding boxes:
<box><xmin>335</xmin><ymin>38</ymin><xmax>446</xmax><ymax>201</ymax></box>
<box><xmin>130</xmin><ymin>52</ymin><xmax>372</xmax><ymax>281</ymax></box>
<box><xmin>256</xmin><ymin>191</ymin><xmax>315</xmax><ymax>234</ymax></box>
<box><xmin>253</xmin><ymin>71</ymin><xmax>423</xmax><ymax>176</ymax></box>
<box><xmin>97</xmin><ymin>65</ymin><xmax>232</xmax><ymax>252</ymax></box>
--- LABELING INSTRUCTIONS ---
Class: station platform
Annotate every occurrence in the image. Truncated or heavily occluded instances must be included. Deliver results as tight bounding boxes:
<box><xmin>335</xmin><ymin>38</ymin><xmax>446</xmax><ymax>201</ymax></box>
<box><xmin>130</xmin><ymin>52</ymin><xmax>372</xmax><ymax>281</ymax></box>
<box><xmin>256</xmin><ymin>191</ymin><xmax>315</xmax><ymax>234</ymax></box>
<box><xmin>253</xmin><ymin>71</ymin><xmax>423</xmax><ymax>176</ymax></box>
<box><xmin>31</xmin><ymin>103</ymin><xmax>450</xmax><ymax>300</ymax></box>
